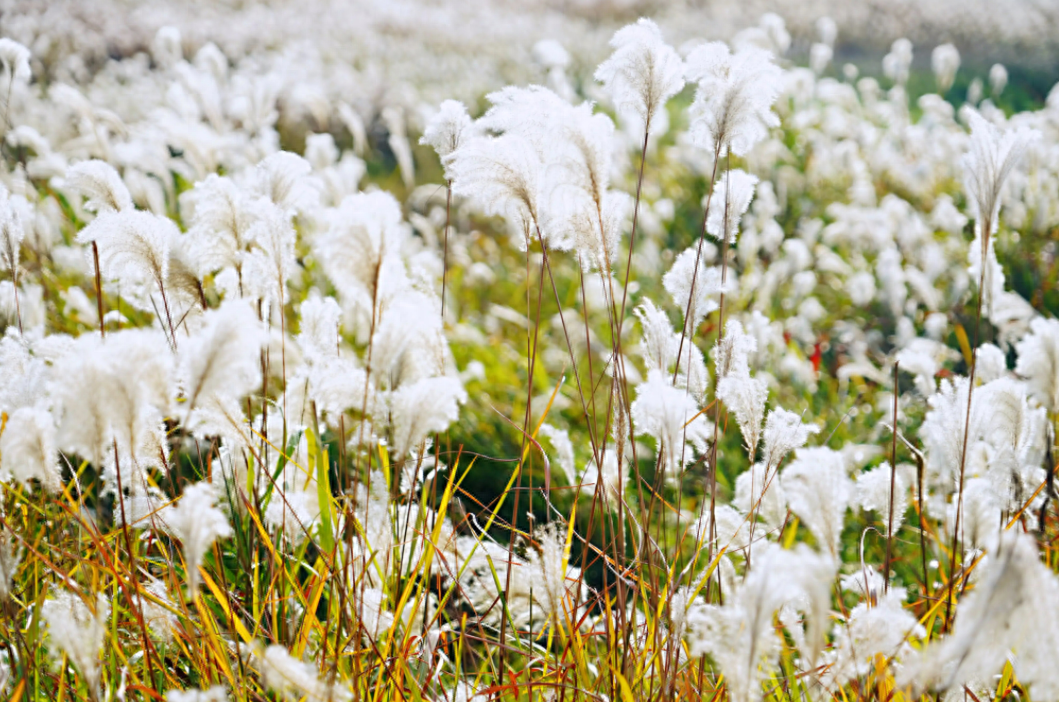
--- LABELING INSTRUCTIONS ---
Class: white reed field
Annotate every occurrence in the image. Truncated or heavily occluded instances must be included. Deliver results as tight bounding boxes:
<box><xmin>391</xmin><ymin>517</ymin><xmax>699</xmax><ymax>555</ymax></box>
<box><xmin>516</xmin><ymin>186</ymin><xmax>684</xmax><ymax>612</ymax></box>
<box><xmin>0</xmin><ymin>3</ymin><xmax>1058</xmax><ymax>701</ymax></box>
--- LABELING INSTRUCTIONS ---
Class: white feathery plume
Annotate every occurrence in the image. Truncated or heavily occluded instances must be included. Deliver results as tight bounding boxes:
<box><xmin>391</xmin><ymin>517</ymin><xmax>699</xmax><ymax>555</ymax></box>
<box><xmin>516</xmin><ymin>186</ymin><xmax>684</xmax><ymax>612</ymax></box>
<box><xmin>663</xmin><ymin>247</ymin><xmax>724</xmax><ymax>330</ymax></box>
<box><xmin>839</xmin><ymin>565</ymin><xmax>887</xmax><ymax>608</ymax></box>
<box><xmin>989</xmin><ymin>63</ymin><xmax>1008</xmax><ymax>97</ymax></box>
<box><xmin>304</xmin><ymin>356</ymin><xmax>375</xmax><ymax>428</ymax></box>
<box><xmin>547</xmin><ymin>103</ymin><xmax>630</xmax><ymax>269</ymax></box>
<box><xmin>297</xmin><ymin>291</ymin><xmax>341</xmax><ymax>364</ymax></box>
<box><xmin>368</xmin><ymin>289</ymin><xmax>443</xmax><ymax>383</ymax></box>
<box><xmin>734</xmin><ymin>462</ymin><xmax>787</xmax><ymax>530</ymax></box>
<box><xmin>539</xmin><ymin>424</ymin><xmax>575</xmax><ymax>479</ymax></box>
<box><xmin>809</xmin><ymin>43</ymin><xmax>832</xmax><ymax>75</ymax></box>
<box><xmin>0</xmin><ymin>185</ymin><xmax>23</xmax><ymax>279</ymax></box>
<box><xmin>594</xmin><ymin>18</ymin><xmax>684</xmax><ymax>131</ymax></box>
<box><xmin>138</xmin><ymin>579</ymin><xmax>177</xmax><ymax>643</ymax></box>
<box><xmin>254</xmin><ymin>644</ymin><xmax>352</xmax><ymax>702</ymax></box>
<box><xmin>526</xmin><ymin>522</ymin><xmax>573</xmax><ymax>625</ymax></box>
<box><xmin>950</xmin><ymin>477</ymin><xmax>1002</xmax><ymax>552</ymax></box>
<box><xmin>976</xmin><ymin>378</ymin><xmax>1047</xmax><ymax>512</ymax></box>
<box><xmin>902</xmin><ymin>531</ymin><xmax>1059</xmax><ymax>698</ymax></box>
<box><xmin>49</xmin><ymin>335</ymin><xmax>115</xmax><ymax>467</ymax></box>
<box><xmin>162</xmin><ymin>481</ymin><xmax>232</xmax><ymax>594</ymax></box>
<box><xmin>882</xmin><ymin>38</ymin><xmax>913</xmax><ymax>85</ymax></box>
<box><xmin>553</xmin><ymin>102</ymin><xmax>615</xmax><ymax>202</ymax></box>
<box><xmin>822</xmin><ymin>583</ymin><xmax>924</xmax><ymax>691</ymax></box>
<box><xmin>358</xmin><ymin>587</ymin><xmax>398</xmax><ymax>639</ymax></box>
<box><xmin>50</xmin><ymin>329</ymin><xmax>172</xmax><ymax>484</ymax></box>
<box><xmin>561</xmin><ymin>189</ymin><xmax>630</xmax><ymax>272</ymax></box>
<box><xmin>1015</xmin><ymin>316</ymin><xmax>1059</xmax><ymax>412</ymax></box>
<box><xmin>636</xmin><ymin>299</ymin><xmax>676</xmax><ymax>374</ymax></box>
<box><xmin>706</xmin><ymin>169</ymin><xmax>757</xmax><ymax>244</ymax></box>
<box><xmin>476</xmin><ymin>87</ymin><xmax>626</xmax><ymax>262</ymax></box>
<box><xmin>420</xmin><ymin>99</ymin><xmax>476</xmax><ymax>177</ymax></box>
<box><xmin>315</xmin><ymin>191</ymin><xmax>408</xmax><ymax>310</ymax></box>
<box><xmin>388</xmin><ymin>376</ymin><xmax>466</xmax><ymax>461</ymax></box>
<box><xmin>0</xmin><ymin>329</ymin><xmax>50</xmax><ymax>417</ymax></box>
<box><xmin>712</xmin><ymin>504</ymin><xmax>751</xmax><ymax>552</ymax></box>
<box><xmin>476</xmin><ymin>84</ymin><xmax>571</xmax><ymax>154</ymax></box>
<box><xmin>931</xmin><ymin>44</ymin><xmax>960</xmax><ymax>93</ymax></box>
<box><xmin>0</xmin><ymin>38</ymin><xmax>30</xmax><ymax>86</ymax></box>
<box><xmin>716</xmin><ymin>373</ymin><xmax>768</xmax><ymax>455</ymax></box>
<box><xmin>244</xmin><ymin>200</ymin><xmax>297</xmax><ymax>303</ymax></box>
<box><xmin>855</xmin><ymin>462</ymin><xmax>910</xmax><ymax>535</ymax></box>
<box><xmin>630</xmin><ymin>369</ymin><xmax>710</xmax><ymax>477</ymax></box>
<box><xmin>781</xmin><ymin>447</ymin><xmax>852</xmax><ymax>556</ymax></box>
<box><xmin>685</xmin><ymin>43</ymin><xmax>782</xmax><ymax>156</ymax></box>
<box><xmin>448</xmin><ymin>133</ymin><xmax>547</xmax><ymax>250</ymax></box>
<box><xmin>165</xmin><ymin>688</ymin><xmax>228</xmax><ymax>702</ymax></box>
<box><xmin>66</xmin><ymin>160</ymin><xmax>133</xmax><ymax>214</ymax></box>
<box><xmin>961</xmin><ymin>111</ymin><xmax>1039</xmax><ymax>234</ymax></box>
<box><xmin>76</xmin><ymin>209</ymin><xmax>174</xmax><ymax>304</ymax></box>
<box><xmin>177</xmin><ymin>300</ymin><xmax>266</xmax><ymax>433</ymax></box>
<box><xmin>0</xmin><ymin>526</ymin><xmax>20</xmax><ymax>601</ymax></box>
<box><xmin>164</xmin><ymin>227</ymin><xmax>207</xmax><ymax>313</ymax></box>
<box><xmin>42</xmin><ymin>592</ymin><xmax>109</xmax><ymax>695</ymax></box>
<box><xmin>684</xmin><ymin>543</ymin><xmax>833</xmax><ymax>702</ymax></box>
<box><xmin>0</xmin><ymin>405</ymin><xmax>60</xmax><ymax>492</ymax></box>
<box><xmin>760</xmin><ymin>408</ymin><xmax>819</xmax><ymax>469</ymax></box>
<box><xmin>781</xmin><ymin>545</ymin><xmax>838</xmax><ymax>668</ymax></box>
<box><xmin>714</xmin><ymin>319</ymin><xmax>757</xmax><ymax>381</ymax></box>
<box><xmin>264</xmin><ymin>483</ymin><xmax>322</xmax><ymax>542</ymax></box>
<box><xmin>251</xmin><ymin>151</ymin><xmax>318</xmax><ymax>215</ymax></box>
<box><xmin>816</xmin><ymin>17</ymin><xmax>838</xmax><ymax>47</ymax></box>
<box><xmin>184</xmin><ymin>174</ymin><xmax>255</xmax><ymax>277</ymax></box>
<box><xmin>676</xmin><ymin>328</ymin><xmax>711</xmax><ymax>402</ymax></box>
<box><xmin>896</xmin><ymin>340</ymin><xmax>941</xmax><ymax>396</ymax></box>
<box><xmin>919</xmin><ymin>377</ymin><xmax>976</xmax><ymax>496</ymax></box>
<box><xmin>976</xmin><ymin>343</ymin><xmax>1007</xmax><ymax>383</ymax></box>
<box><xmin>101</xmin><ymin>327</ymin><xmax>174</xmax><ymax>439</ymax></box>
<box><xmin>534</xmin><ymin>38</ymin><xmax>574</xmax><ymax>99</ymax></box>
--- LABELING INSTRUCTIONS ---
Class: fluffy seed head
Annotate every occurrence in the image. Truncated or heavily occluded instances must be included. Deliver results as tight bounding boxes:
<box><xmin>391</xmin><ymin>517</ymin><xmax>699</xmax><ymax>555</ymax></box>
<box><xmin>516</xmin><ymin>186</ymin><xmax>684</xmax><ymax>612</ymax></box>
<box><xmin>594</xmin><ymin>18</ymin><xmax>684</xmax><ymax>131</ymax></box>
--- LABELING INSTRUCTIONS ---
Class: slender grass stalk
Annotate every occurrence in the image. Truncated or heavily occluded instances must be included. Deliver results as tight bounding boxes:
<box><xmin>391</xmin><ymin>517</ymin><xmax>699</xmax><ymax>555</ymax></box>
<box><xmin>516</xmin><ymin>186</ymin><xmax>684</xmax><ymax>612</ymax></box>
<box><xmin>92</xmin><ymin>241</ymin><xmax>105</xmax><ymax>338</ymax></box>
<box><xmin>946</xmin><ymin>219</ymin><xmax>990</xmax><ymax>629</ymax></box>
<box><xmin>885</xmin><ymin>361</ymin><xmax>899</xmax><ymax>593</ymax></box>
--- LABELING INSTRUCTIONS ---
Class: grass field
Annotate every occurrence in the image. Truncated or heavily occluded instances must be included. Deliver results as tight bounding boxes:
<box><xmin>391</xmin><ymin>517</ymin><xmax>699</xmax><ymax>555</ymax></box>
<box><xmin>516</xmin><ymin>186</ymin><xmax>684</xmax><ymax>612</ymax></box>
<box><xmin>0</xmin><ymin>7</ymin><xmax>1059</xmax><ymax>702</ymax></box>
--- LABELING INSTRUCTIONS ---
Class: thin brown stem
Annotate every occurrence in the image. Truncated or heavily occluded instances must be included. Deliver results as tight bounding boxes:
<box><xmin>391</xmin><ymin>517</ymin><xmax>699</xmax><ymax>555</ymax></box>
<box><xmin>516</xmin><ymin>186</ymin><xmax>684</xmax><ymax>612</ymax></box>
<box><xmin>884</xmin><ymin>361</ymin><xmax>899</xmax><ymax>593</ymax></box>
<box><xmin>157</xmin><ymin>280</ymin><xmax>177</xmax><ymax>350</ymax></box>
<box><xmin>947</xmin><ymin>221</ymin><xmax>990</xmax><ymax>628</ymax></box>
<box><xmin>92</xmin><ymin>241</ymin><xmax>105</xmax><ymax>338</ymax></box>
<box><xmin>111</xmin><ymin>440</ymin><xmax>158</xmax><ymax>689</ymax></box>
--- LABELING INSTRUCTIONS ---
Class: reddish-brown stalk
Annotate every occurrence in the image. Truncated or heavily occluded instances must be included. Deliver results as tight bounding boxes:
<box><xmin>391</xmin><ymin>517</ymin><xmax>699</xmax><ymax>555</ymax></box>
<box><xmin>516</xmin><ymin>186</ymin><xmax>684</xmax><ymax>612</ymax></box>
<box><xmin>352</xmin><ymin>257</ymin><xmax>383</xmax><ymax>645</ymax></box>
<box><xmin>109</xmin><ymin>440</ymin><xmax>158</xmax><ymax>689</ymax></box>
<box><xmin>671</xmin><ymin>141</ymin><xmax>723</xmax><ymax>596</ymax></box>
<box><xmin>92</xmin><ymin>240</ymin><xmax>105</xmax><ymax>338</ymax></box>
<box><xmin>157</xmin><ymin>279</ymin><xmax>177</xmax><ymax>349</ymax></box>
<box><xmin>884</xmin><ymin>361</ymin><xmax>899</xmax><ymax>593</ymax></box>
<box><xmin>946</xmin><ymin>218</ymin><xmax>990</xmax><ymax>628</ymax></box>
<box><xmin>499</xmin><ymin>235</ymin><xmax>546</xmax><ymax>677</ymax></box>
